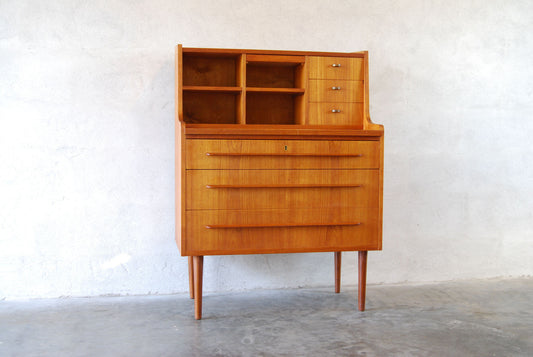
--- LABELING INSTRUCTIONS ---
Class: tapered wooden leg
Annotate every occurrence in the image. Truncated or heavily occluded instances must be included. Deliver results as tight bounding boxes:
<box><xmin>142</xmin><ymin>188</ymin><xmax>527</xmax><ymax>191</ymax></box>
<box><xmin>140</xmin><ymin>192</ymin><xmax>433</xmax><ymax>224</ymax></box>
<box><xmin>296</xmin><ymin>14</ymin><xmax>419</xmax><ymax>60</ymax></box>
<box><xmin>334</xmin><ymin>252</ymin><xmax>342</xmax><ymax>293</ymax></box>
<box><xmin>188</xmin><ymin>256</ymin><xmax>194</xmax><ymax>299</ymax></box>
<box><xmin>358</xmin><ymin>251</ymin><xmax>367</xmax><ymax>311</ymax></box>
<box><xmin>193</xmin><ymin>256</ymin><xmax>204</xmax><ymax>320</ymax></box>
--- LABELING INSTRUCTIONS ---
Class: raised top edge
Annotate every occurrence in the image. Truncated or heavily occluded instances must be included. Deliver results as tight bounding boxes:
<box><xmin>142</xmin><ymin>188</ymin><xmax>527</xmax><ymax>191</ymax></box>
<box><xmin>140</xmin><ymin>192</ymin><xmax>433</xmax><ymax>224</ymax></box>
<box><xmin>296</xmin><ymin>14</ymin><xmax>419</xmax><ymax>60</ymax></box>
<box><xmin>182</xmin><ymin>124</ymin><xmax>383</xmax><ymax>137</ymax></box>
<box><xmin>178</xmin><ymin>45</ymin><xmax>367</xmax><ymax>58</ymax></box>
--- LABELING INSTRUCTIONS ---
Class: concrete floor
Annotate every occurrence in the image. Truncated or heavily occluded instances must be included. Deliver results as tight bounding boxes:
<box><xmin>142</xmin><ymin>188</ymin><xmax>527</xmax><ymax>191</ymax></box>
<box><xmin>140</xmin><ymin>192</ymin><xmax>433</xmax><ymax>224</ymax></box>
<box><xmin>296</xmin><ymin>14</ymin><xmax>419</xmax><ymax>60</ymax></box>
<box><xmin>1</xmin><ymin>278</ymin><xmax>532</xmax><ymax>357</ymax></box>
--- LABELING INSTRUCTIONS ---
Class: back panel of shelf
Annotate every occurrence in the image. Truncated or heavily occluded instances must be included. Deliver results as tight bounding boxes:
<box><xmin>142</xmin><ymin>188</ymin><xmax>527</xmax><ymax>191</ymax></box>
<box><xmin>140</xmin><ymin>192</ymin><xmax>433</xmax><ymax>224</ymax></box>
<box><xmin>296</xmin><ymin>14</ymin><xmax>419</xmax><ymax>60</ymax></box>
<box><xmin>183</xmin><ymin>92</ymin><xmax>240</xmax><ymax>124</ymax></box>
<box><xmin>247</xmin><ymin>64</ymin><xmax>298</xmax><ymax>88</ymax></box>
<box><xmin>182</xmin><ymin>53</ymin><xmax>240</xmax><ymax>87</ymax></box>
<box><xmin>246</xmin><ymin>93</ymin><xmax>295</xmax><ymax>125</ymax></box>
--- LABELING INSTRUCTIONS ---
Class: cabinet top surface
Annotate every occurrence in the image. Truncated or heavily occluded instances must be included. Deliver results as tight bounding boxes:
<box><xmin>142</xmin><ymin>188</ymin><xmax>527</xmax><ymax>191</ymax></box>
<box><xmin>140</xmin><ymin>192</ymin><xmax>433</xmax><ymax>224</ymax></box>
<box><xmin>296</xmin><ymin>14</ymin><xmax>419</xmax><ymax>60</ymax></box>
<box><xmin>182</xmin><ymin>124</ymin><xmax>383</xmax><ymax>140</ymax></box>
<box><xmin>179</xmin><ymin>45</ymin><xmax>366</xmax><ymax>58</ymax></box>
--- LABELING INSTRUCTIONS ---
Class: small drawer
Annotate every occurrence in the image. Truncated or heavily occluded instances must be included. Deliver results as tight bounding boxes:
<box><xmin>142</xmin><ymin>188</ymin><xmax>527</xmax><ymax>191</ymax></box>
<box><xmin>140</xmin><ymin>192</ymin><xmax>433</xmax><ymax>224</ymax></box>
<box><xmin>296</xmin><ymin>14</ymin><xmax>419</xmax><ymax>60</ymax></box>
<box><xmin>308</xmin><ymin>102</ymin><xmax>363</xmax><ymax>126</ymax></box>
<box><xmin>184</xmin><ymin>207</ymin><xmax>379</xmax><ymax>255</ymax></box>
<box><xmin>186</xmin><ymin>139</ymin><xmax>380</xmax><ymax>169</ymax></box>
<box><xmin>186</xmin><ymin>169</ymin><xmax>379</xmax><ymax>210</ymax></box>
<box><xmin>308</xmin><ymin>80</ymin><xmax>364</xmax><ymax>103</ymax></box>
<box><xmin>308</xmin><ymin>56</ymin><xmax>364</xmax><ymax>80</ymax></box>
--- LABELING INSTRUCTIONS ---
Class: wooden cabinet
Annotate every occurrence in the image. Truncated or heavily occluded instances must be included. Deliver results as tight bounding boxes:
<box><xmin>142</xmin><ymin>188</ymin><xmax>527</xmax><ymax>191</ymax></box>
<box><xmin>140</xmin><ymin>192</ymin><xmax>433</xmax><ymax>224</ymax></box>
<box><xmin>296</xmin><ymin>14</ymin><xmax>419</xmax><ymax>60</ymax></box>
<box><xmin>175</xmin><ymin>45</ymin><xmax>384</xmax><ymax>319</ymax></box>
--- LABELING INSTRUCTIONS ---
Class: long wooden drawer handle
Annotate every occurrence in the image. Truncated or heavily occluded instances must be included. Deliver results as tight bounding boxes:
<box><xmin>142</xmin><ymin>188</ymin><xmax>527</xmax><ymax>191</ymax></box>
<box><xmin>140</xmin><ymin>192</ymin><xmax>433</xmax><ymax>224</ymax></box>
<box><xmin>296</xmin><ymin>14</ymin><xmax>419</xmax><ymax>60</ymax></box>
<box><xmin>205</xmin><ymin>152</ymin><xmax>362</xmax><ymax>157</ymax></box>
<box><xmin>205</xmin><ymin>184</ymin><xmax>362</xmax><ymax>189</ymax></box>
<box><xmin>205</xmin><ymin>222</ymin><xmax>361</xmax><ymax>229</ymax></box>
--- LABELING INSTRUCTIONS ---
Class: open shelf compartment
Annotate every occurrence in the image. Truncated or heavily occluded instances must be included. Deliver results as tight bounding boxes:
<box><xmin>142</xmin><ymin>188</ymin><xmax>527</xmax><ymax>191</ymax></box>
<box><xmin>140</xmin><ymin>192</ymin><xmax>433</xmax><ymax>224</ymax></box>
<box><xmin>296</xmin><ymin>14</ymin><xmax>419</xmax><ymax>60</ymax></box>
<box><xmin>183</xmin><ymin>92</ymin><xmax>241</xmax><ymax>124</ymax></box>
<box><xmin>182</xmin><ymin>53</ymin><xmax>242</xmax><ymax>87</ymax></box>
<box><xmin>246</xmin><ymin>93</ymin><xmax>306</xmax><ymax>125</ymax></box>
<box><xmin>246</xmin><ymin>54</ymin><xmax>305</xmax><ymax>89</ymax></box>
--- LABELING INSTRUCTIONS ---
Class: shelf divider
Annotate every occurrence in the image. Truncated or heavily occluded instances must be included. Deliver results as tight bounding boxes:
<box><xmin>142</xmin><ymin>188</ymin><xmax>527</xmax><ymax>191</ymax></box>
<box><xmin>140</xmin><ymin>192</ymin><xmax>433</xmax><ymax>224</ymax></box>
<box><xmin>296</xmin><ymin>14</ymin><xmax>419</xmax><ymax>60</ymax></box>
<box><xmin>246</xmin><ymin>54</ymin><xmax>305</xmax><ymax>64</ymax></box>
<box><xmin>246</xmin><ymin>87</ymin><xmax>305</xmax><ymax>95</ymax></box>
<box><xmin>183</xmin><ymin>86</ymin><xmax>242</xmax><ymax>93</ymax></box>
<box><xmin>238</xmin><ymin>54</ymin><xmax>247</xmax><ymax>124</ymax></box>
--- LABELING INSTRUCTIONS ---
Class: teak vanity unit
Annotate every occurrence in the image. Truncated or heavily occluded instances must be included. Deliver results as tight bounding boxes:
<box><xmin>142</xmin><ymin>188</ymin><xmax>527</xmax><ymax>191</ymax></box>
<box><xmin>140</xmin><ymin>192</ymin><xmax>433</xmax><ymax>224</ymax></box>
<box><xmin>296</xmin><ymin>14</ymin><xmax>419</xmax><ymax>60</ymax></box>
<box><xmin>174</xmin><ymin>45</ymin><xmax>384</xmax><ymax>320</ymax></box>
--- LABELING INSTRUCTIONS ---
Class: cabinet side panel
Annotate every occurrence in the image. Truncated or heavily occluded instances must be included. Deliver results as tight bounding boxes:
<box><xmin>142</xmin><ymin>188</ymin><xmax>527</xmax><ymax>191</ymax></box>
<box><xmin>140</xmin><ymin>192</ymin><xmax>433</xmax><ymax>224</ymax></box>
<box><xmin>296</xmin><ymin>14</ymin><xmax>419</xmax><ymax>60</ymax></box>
<box><xmin>175</xmin><ymin>45</ymin><xmax>185</xmax><ymax>255</ymax></box>
<box><xmin>377</xmin><ymin>135</ymin><xmax>384</xmax><ymax>249</ymax></box>
<box><xmin>364</xmin><ymin>51</ymin><xmax>369</xmax><ymax>128</ymax></box>
<box><xmin>175</xmin><ymin>123</ymin><xmax>183</xmax><ymax>254</ymax></box>
<box><xmin>176</xmin><ymin>45</ymin><xmax>183</xmax><ymax>123</ymax></box>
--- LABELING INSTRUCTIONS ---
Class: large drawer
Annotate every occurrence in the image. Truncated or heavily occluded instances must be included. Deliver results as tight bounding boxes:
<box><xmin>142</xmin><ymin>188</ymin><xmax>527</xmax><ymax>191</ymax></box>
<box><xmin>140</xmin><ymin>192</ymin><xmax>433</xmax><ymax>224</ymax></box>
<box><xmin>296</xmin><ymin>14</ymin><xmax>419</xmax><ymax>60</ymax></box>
<box><xmin>186</xmin><ymin>169</ymin><xmax>379</xmax><ymax>210</ymax></box>
<box><xmin>308</xmin><ymin>56</ymin><xmax>364</xmax><ymax>80</ymax></box>
<box><xmin>184</xmin><ymin>208</ymin><xmax>380</xmax><ymax>255</ymax></box>
<box><xmin>308</xmin><ymin>102</ymin><xmax>363</xmax><ymax>126</ymax></box>
<box><xmin>186</xmin><ymin>140</ymin><xmax>380</xmax><ymax>169</ymax></box>
<box><xmin>308</xmin><ymin>80</ymin><xmax>364</xmax><ymax>103</ymax></box>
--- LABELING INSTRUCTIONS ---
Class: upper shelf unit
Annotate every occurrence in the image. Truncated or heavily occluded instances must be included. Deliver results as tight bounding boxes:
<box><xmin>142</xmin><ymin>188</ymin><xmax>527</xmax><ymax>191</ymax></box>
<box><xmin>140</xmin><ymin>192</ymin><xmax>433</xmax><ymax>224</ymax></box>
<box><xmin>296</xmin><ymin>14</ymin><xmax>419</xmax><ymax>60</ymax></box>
<box><xmin>177</xmin><ymin>45</ymin><xmax>369</xmax><ymax>127</ymax></box>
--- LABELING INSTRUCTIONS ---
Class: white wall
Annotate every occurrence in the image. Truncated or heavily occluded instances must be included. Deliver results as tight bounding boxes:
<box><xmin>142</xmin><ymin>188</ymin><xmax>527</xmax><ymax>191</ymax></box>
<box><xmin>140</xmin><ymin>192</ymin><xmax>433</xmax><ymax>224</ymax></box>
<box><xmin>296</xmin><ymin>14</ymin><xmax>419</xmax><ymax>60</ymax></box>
<box><xmin>1</xmin><ymin>0</ymin><xmax>531</xmax><ymax>299</ymax></box>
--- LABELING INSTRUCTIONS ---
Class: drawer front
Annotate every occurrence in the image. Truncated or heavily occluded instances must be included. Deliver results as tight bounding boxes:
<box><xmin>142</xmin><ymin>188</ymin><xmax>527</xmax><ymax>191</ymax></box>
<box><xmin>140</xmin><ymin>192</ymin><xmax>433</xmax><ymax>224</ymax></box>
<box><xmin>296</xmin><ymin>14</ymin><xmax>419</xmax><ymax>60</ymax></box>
<box><xmin>308</xmin><ymin>102</ymin><xmax>363</xmax><ymax>126</ymax></box>
<box><xmin>187</xmin><ymin>169</ymin><xmax>379</xmax><ymax>210</ymax></box>
<box><xmin>184</xmin><ymin>208</ymin><xmax>379</xmax><ymax>255</ymax></box>
<box><xmin>308</xmin><ymin>80</ymin><xmax>364</xmax><ymax>103</ymax></box>
<box><xmin>308</xmin><ymin>56</ymin><xmax>364</xmax><ymax>80</ymax></box>
<box><xmin>186</xmin><ymin>140</ymin><xmax>380</xmax><ymax>169</ymax></box>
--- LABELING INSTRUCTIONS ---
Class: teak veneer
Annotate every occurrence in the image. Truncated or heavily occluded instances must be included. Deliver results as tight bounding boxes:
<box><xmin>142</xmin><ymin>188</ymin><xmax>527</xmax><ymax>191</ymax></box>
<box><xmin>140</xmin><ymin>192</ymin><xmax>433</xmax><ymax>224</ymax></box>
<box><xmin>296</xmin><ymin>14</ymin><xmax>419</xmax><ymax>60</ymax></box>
<box><xmin>175</xmin><ymin>45</ymin><xmax>384</xmax><ymax>319</ymax></box>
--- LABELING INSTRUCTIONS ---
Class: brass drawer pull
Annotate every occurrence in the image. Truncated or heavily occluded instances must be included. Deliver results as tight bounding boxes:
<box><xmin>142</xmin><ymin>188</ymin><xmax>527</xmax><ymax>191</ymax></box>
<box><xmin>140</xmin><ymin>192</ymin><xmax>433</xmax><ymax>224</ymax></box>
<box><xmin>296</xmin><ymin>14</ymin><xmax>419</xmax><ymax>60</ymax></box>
<box><xmin>206</xmin><ymin>222</ymin><xmax>361</xmax><ymax>229</ymax></box>
<box><xmin>205</xmin><ymin>184</ymin><xmax>362</xmax><ymax>189</ymax></box>
<box><xmin>331</xmin><ymin>109</ymin><xmax>341</xmax><ymax>113</ymax></box>
<box><xmin>331</xmin><ymin>86</ymin><xmax>341</xmax><ymax>90</ymax></box>
<box><xmin>332</xmin><ymin>63</ymin><xmax>342</xmax><ymax>67</ymax></box>
<box><xmin>206</xmin><ymin>152</ymin><xmax>362</xmax><ymax>157</ymax></box>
